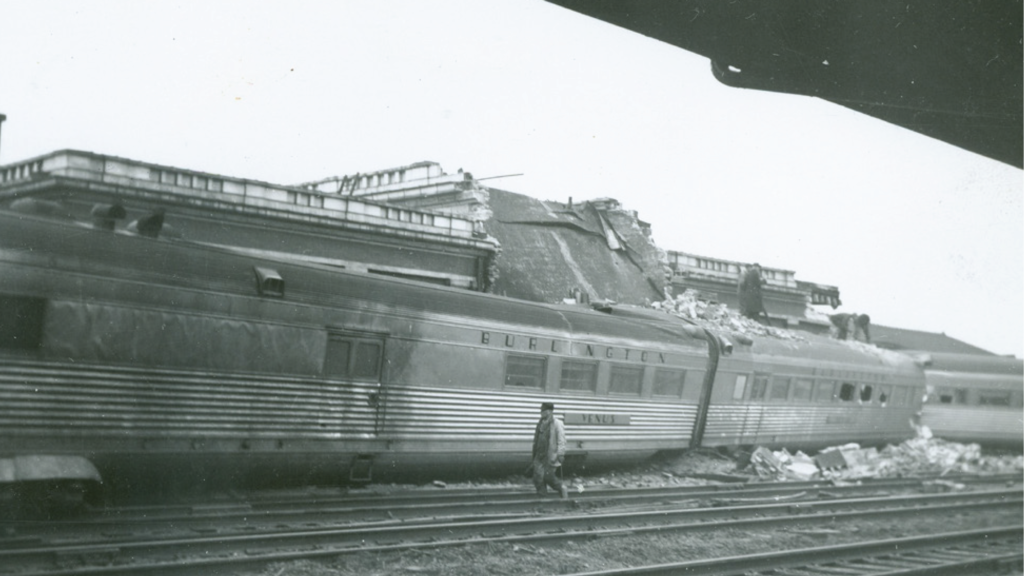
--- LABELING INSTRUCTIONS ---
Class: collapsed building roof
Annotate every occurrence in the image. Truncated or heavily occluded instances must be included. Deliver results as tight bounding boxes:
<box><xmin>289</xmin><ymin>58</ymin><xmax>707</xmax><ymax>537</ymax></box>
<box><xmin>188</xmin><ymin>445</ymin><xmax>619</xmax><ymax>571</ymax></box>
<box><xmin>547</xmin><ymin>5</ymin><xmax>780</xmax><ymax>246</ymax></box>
<box><xmin>483</xmin><ymin>188</ymin><xmax>668</xmax><ymax>304</ymax></box>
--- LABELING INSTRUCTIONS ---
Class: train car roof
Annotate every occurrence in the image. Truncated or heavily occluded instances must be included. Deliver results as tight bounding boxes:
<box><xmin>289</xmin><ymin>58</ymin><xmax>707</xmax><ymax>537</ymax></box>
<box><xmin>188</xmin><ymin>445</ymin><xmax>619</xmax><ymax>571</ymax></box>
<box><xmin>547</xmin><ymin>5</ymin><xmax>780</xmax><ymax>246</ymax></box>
<box><xmin>0</xmin><ymin>209</ymin><xmax>710</xmax><ymax>350</ymax></box>
<box><xmin>916</xmin><ymin>352</ymin><xmax>1024</xmax><ymax>376</ymax></box>
<box><xmin>590</xmin><ymin>302</ymin><xmax>923</xmax><ymax>373</ymax></box>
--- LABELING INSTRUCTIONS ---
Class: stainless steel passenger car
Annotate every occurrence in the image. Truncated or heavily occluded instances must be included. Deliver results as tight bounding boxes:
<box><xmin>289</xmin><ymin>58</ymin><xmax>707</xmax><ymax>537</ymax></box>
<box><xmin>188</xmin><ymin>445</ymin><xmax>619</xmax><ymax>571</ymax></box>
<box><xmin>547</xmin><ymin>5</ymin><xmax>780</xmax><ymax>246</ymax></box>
<box><xmin>919</xmin><ymin>352</ymin><xmax>1024</xmax><ymax>448</ymax></box>
<box><xmin>0</xmin><ymin>208</ymin><xmax>928</xmax><ymax>500</ymax></box>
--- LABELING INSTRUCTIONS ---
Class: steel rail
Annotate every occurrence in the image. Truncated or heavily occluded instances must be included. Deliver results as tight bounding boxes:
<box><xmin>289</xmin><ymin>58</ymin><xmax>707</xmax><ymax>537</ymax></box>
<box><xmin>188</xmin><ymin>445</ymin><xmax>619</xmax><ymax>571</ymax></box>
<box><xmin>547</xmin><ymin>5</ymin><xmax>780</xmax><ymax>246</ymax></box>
<box><xmin>96</xmin><ymin>471</ymin><xmax>1024</xmax><ymax>510</ymax></box>
<box><xmin>559</xmin><ymin>525</ymin><xmax>1024</xmax><ymax>575</ymax></box>
<box><xmin>16</xmin><ymin>472</ymin><xmax>1020</xmax><ymax>532</ymax></box>
<box><xmin>5</xmin><ymin>488</ymin><xmax>1021</xmax><ymax>575</ymax></box>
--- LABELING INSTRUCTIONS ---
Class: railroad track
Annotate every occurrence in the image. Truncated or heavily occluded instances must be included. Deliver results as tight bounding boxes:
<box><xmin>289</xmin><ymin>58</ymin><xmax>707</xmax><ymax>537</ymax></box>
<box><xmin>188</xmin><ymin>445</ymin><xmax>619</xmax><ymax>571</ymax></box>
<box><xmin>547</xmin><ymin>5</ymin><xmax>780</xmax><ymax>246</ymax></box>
<box><xmin>11</xmin><ymin>472</ymin><xmax>1019</xmax><ymax>538</ymax></box>
<box><xmin>561</xmin><ymin>525</ymin><xmax>1024</xmax><ymax>576</ymax></box>
<box><xmin>3</xmin><ymin>484</ymin><xmax>1020</xmax><ymax>575</ymax></box>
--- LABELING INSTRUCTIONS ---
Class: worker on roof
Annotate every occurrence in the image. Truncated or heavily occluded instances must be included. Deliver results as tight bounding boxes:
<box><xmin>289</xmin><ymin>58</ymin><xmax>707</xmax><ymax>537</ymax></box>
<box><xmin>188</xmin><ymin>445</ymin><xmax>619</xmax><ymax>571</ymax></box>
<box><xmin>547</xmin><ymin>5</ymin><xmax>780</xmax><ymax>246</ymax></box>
<box><xmin>738</xmin><ymin>263</ymin><xmax>770</xmax><ymax>324</ymax></box>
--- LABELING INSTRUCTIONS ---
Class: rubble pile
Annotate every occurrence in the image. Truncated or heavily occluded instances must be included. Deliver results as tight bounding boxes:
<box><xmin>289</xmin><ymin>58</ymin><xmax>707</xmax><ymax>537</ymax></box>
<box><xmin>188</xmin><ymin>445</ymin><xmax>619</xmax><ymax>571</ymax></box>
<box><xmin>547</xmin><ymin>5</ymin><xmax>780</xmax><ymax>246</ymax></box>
<box><xmin>740</xmin><ymin>426</ymin><xmax>1023</xmax><ymax>482</ymax></box>
<box><xmin>650</xmin><ymin>289</ymin><xmax>805</xmax><ymax>341</ymax></box>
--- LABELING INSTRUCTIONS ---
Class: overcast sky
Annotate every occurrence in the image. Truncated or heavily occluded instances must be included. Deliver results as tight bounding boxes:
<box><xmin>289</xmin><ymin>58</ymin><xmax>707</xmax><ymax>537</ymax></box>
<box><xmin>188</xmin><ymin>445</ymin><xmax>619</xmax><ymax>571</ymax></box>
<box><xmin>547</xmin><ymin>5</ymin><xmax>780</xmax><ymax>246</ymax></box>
<box><xmin>2</xmin><ymin>1</ymin><xmax>1021</xmax><ymax>357</ymax></box>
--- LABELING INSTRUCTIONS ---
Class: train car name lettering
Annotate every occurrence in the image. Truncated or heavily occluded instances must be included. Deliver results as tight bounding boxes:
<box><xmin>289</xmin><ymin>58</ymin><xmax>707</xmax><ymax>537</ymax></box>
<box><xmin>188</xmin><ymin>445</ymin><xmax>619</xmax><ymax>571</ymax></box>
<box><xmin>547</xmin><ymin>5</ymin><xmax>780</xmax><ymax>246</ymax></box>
<box><xmin>564</xmin><ymin>413</ymin><xmax>631</xmax><ymax>425</ymax></box>
<box><xmin>480</xmin><ymin>331</ymin><xmax>666</xmax><ymax>363</ymax></box>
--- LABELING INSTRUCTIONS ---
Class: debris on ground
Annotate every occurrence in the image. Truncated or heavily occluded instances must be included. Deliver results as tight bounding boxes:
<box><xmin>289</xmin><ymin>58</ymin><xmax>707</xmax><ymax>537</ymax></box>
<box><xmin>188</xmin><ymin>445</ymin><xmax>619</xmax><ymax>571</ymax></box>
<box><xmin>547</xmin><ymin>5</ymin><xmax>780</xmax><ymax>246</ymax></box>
<box><xmin>376</xmin><ymin>429</ymin><xmax>1020</xmax><ymax>494</ymax></box>
<box><xmin>636</xmin><ymin>426</ymin><xmax>1022</xmax><ymax>486</ymax></box>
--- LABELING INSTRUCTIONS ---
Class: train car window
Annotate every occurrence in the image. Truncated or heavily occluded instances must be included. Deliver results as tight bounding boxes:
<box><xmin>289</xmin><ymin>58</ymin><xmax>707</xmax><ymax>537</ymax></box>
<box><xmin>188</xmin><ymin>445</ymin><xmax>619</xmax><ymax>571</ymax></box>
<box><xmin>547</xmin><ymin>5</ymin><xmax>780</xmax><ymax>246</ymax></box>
<box><xmin>859</xmin><ymin>384</ymin><xmax>873</xmax><ymax>403</ymax></box>
<box><xmin>323</xmin><ymin>333</ymin><xmax>384</xmax><ymax>380</ymax></box>
<box><xmin>323</xmin><ymin>340</ymin><xmax>352</xmax><ymax>375</ymax></box>
<box><xmin>838</xmin><ymin>382</ymin><xmax>857</xmax><ymax>402</ymax></box>
<box><xmin>749</xmin><ymin>374</ymin><xmax>769</xmax><ymax>401</ymax></box>
<box><xmin>560</xmin><ymin>361</ymin><xmax>597</xmax><ymax>392</ymax></box>
<box><xmin>505</xmin><ymin>354</ymin><xmax>546</xmax><ymax>389</ymax></box>
<box><xmin>352</xmin><ymin>342</ymin><xmax>382</xmax><ymax>378</ymax></box>
<box><xmin>932</xmin><ymin>387</ymin><xmax>966</xmax><ymax>404</ymax></box>
<box><xmin>792</xmin><ymin>379</ymin><xmax>813</xmax><ymax>402</ymax></box>
<box><xmin>654</xmin><ymin>368</ymin><xmax>686</xmax><ymax>398</ymax></box>
<box><xmin>877</xmin><ymin>386</ymin><xmax>891</xmax><ymax>406</ymax></box>
<box><xmin>609</xmin><ymin>365</ymin><xmax>643</xmax><ymax>396</ymax></box>
<box><xmin>732</xmin><ymin>375</ymin><xmax>748</xmax><ymax>400</ymax></box>
<box><xmin>815</xmin><ymin>381</ymin><xmax>835</xmax><ymax>403</ymax></box>
<box><xmin>977</xmin><ymin>391</ymin><xmax>1012</xmax><ymax>406</ymax></box>
<box><xmin>769</xmin><ymin>377</ymin><xmax>790</xmax><ymax>401</ymax></box>
<box><xmin>0</xmin><ymin>295</ymin><xmax>46</xmax><ymax>350</ymax></box>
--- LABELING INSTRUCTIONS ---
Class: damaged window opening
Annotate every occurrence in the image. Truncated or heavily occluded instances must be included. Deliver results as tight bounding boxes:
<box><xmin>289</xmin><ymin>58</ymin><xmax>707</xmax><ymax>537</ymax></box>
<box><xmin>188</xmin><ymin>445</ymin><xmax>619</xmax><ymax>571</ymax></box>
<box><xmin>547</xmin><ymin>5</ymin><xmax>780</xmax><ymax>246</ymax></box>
<box><xmin>860</xmin><ymin>384</ymin><xmax>873</xmax><ymax>403</ymax></box>
<box><xmin>838</xmin><ymin>382</ymin><xmax>857</xmax><ymax>402</ymax></box>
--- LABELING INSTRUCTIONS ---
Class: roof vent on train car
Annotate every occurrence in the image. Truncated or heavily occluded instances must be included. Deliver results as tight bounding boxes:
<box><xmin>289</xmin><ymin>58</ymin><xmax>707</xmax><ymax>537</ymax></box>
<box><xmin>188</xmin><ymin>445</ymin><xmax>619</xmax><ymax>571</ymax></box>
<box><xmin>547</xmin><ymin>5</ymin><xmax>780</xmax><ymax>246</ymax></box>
<box><xmin>717</xmin><ymin>335</ymin><xmax>734</xmax><ymax>356</ymax></box>
<box><xmin>253</xmin><ymin>266</ymin><xmax>285</xmax><ymax>297</ymax></box>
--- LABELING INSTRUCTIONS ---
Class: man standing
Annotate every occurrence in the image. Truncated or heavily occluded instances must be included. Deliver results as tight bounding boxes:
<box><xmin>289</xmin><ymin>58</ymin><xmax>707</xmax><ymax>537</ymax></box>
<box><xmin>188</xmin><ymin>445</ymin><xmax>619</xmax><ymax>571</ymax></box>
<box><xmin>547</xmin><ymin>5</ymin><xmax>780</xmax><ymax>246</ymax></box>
<box><xmin>830</xmin><ymin>313</ymin><xmax>871</xmax><ymax>343</ymax></box>
<box><xmin>738</xmin><ymin>263</ymin><xmax>769</xmax><ymax>323</ymax></box>
<box><xmin>532</xmin><ymin>402</ymin><xmax>567</xmax><ymax>499</ymax></box>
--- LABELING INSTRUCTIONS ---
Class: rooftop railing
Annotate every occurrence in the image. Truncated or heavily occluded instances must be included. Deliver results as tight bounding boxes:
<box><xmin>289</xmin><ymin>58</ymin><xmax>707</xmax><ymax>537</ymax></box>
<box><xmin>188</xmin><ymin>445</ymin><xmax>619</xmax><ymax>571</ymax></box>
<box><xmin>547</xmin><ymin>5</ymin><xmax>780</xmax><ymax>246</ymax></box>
<box><xmin>0</xmin><ymin>151</ymin><xmax>477</xmax><ymax>239</ymax></box>
<box><xmin>667</xmin><ymin>250</ymin><xmax>797</xmax><ymax>288</ymax></box>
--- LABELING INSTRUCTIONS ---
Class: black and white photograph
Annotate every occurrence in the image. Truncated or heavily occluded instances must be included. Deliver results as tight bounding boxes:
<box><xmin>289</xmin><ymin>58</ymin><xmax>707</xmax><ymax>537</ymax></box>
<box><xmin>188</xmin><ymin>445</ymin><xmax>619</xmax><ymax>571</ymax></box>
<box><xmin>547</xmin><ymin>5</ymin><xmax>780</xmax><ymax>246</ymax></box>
<box><xmin>0</xmin><ymin>1</ymin><xmax>1021</xmax><ymax>574</ymax></box>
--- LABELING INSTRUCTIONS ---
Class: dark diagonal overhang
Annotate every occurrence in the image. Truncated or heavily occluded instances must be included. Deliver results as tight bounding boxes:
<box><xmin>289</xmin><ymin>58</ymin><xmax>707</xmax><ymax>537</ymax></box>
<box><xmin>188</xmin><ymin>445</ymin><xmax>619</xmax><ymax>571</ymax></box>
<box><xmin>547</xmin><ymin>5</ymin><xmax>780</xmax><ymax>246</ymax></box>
<box><xmin>546</xmin><ymin>1</ymin><xmax>1023</xmax><ymax>168</ymax></box>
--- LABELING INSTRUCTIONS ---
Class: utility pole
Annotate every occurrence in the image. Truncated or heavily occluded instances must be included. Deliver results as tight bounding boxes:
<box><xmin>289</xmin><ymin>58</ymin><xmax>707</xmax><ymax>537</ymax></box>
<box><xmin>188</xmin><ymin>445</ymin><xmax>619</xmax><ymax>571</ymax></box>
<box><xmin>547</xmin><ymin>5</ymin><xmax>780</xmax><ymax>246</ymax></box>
<box><xmin>0</xmin><ymin>113</ymin><xmax>7</xmax><ymax>163</ymax></box>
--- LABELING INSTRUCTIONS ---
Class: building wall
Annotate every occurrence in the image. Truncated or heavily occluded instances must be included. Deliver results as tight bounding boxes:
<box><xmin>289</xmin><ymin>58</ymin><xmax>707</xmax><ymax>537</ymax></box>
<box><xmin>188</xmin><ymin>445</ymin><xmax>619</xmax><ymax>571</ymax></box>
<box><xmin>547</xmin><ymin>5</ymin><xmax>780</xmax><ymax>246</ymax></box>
<box><xmin>0</xmin><ymin>151</ymin><xmax>498</xmax><ymax>291</ymax></box>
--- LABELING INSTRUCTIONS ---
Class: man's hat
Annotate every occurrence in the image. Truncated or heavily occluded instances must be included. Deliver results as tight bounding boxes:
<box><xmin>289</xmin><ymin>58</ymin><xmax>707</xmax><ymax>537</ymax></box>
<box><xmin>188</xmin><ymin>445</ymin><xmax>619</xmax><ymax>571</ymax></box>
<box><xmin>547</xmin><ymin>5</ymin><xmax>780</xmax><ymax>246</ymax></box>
<box><xmin>541</xmin><ymin>402</ymin><xmax>555</xmax><ymax>411</ymax></box>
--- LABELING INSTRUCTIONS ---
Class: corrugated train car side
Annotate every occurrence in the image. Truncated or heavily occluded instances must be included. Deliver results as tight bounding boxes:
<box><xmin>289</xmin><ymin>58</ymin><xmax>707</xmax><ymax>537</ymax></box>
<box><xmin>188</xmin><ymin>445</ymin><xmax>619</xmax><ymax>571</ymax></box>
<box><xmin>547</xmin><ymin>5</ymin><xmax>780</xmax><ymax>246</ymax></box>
<box><xmin>702</xmin><ymin>336</ymin><xmax>925</xmax><ymax>450</ymax></box>
<box><xmin>0</xmin><ymin>210</ymin><xmax>714</xmax><ymax>493</ymax></box>
<box><xmin>919</xmin><ymin>353</ymin><xmax>1023</xmax><ymax>448</ymax></box>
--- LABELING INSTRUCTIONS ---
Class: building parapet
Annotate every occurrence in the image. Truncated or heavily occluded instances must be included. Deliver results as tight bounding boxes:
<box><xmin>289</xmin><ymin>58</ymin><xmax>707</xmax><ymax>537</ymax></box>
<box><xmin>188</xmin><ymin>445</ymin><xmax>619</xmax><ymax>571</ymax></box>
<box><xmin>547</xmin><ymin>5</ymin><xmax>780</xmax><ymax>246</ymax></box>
<box><xmin>667</xmin><ymin>250</ymin><xmax>798</xmax><ymax>290</ymax></box>
<box><xmin>0</xmin><ymin>151</ymin><xmax>478</xmax><ymax>241</ymax></box>
<box><xmin>293</xmin><ymin>160</ymin><xmax>473</xmax><ymax>199</ymax></box>
<box><xmin>797</xmin><ymin>280</ymin><xmax>842</xmax><ymax>309</ymax></box>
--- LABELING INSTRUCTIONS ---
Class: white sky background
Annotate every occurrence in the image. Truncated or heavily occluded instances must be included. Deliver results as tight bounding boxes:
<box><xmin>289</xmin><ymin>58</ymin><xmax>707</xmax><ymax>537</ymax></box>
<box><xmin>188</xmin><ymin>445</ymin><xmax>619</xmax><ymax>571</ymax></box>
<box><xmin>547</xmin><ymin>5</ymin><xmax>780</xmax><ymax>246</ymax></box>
<box><xmin>2</xmin><ymin>0</ymin><xmax>1021</xmax><ymax>357</ymax></box>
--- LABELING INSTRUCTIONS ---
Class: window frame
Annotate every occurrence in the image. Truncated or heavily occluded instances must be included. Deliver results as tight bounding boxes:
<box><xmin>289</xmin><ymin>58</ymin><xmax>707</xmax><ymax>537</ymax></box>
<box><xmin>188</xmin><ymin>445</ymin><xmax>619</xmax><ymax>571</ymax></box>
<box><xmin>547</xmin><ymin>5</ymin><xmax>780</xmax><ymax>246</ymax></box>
<box><xmin>769</xmin><ymin>377</ymin><xmax>791</xmax><ymax>402</ymax></box>
<box><xmin>322</xmin><ymin>330</ymin><xmax>386</xmax><ymax>381</ymax></box>
<box><xmin>504</xmin><ymin>353</ymin><xmax>547</xmax><ymax>390</ymax></box>
<box><xmin>653</xmin><ymin>368</ymin><xmax>687</xmax><ymax>399</ymax></box>
<box><xmin>749</xmin><ymin>373</ymin><xmax>770</xmax><ymax>402</ymax></box>
<box><xmin>792</xmin><ymin>379</ymin><xmax>814</xmax><ymax>402</ymax></box>
<box><xmin>608</xmin><ymin>364</ymin><xmax>644</xmax><ymax>396</ymax></box>
<box><xmin>559</xmin><ymin>360</ymin><xmax>598</xmax><ymax>393</ymax></box>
